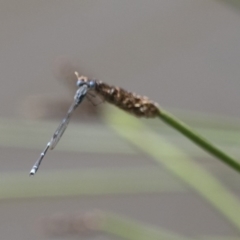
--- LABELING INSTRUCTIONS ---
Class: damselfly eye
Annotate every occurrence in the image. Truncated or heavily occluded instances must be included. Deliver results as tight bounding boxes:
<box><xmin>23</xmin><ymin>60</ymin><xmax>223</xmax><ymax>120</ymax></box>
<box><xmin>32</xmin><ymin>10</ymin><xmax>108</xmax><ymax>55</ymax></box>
<box><xmin>88</xmin><ymin>80</ymin><xmax>96</xmax><ymax>89</ymax></box>
<box><xmin>76</xmin><ymin>80</ymin><xmax>85</xmax><ymax>87</ymax></box>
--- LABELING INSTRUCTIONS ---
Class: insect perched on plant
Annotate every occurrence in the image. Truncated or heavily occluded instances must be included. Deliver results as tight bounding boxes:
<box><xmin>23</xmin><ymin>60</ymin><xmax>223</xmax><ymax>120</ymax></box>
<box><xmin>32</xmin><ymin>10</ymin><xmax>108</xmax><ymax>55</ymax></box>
<box><xmin>29</xmin><ymin>72</ymin><xmax>159</xmax><ymax>176</ymax></box>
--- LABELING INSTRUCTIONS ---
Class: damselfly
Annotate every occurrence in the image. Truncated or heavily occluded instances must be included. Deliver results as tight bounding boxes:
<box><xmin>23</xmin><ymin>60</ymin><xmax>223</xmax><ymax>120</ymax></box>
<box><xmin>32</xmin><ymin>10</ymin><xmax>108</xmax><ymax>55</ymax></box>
<box><xmin>29</xmin><ymin>74</ymin><xmax>96</xmax><ymax>176</ymax></box>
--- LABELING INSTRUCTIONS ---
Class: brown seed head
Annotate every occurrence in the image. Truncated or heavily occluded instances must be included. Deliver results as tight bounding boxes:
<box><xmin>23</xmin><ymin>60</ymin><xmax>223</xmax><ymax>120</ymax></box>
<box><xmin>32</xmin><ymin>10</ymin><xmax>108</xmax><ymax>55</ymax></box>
<box><xmin>74</xmin><ymin>72</ymin><xmax>160</xmax><ymax>118</ymax></box>
<box><xmin>95</xmin><ymin>81</ymin><xmax>159</xmax><ymax>118</ymax></box>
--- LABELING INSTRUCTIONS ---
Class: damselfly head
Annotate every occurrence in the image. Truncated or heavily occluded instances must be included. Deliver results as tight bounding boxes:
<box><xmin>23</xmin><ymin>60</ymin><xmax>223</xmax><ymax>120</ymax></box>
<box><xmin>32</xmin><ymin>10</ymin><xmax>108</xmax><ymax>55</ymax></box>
<box><xmin>75</xmin><ymin>71</ymin><xmax>96</xmax><ymax>90</ymax></box>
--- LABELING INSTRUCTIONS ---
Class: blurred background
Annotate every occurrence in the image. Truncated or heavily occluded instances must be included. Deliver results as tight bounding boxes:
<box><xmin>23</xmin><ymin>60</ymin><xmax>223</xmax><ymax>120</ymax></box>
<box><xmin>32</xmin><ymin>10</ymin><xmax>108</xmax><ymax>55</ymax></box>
<box><xmin>1</xmin><ymin>1</ymin><xmax>240</xmax><ymax>239</ymax></box>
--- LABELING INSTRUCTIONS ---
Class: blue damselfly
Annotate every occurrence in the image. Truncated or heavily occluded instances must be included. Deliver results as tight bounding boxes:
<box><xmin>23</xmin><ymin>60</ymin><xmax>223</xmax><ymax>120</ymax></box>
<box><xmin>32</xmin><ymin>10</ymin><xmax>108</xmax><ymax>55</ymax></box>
<box><xmin>29</xmin><ymin>74</ymin><xmax>95</xmax><ymax>175</ymax></box>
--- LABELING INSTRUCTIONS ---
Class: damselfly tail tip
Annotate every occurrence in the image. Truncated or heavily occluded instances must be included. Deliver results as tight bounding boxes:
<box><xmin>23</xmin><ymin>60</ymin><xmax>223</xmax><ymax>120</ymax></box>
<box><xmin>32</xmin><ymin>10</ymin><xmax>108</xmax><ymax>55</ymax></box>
<box><xmin>29</xmin><ymin>167</ymin><xmax>37</xmax><ymax>176</ymax></box>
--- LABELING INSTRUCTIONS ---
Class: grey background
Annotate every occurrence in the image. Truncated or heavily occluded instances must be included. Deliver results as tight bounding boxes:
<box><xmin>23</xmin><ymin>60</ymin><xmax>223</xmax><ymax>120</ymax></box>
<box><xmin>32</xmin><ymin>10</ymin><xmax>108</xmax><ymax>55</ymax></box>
<box><xmin>0</xmin><ymin>1</ymin><xmax>240</xmax><ymax>239</ymax></box>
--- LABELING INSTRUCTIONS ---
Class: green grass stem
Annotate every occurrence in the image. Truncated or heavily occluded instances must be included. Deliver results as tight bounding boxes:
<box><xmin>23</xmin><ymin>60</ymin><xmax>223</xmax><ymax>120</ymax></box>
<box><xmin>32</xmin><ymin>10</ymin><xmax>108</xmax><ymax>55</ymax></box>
<box><xmin>105</xmin><ymin>107</ymin><xmax>240</xmax><ymax>231</ymax></box>
<box><xmin>158</xmin><ymin>109</ymin><xmax>240</xmax><ymax>174</ymax></box>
